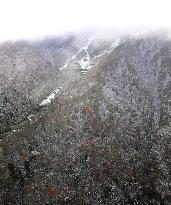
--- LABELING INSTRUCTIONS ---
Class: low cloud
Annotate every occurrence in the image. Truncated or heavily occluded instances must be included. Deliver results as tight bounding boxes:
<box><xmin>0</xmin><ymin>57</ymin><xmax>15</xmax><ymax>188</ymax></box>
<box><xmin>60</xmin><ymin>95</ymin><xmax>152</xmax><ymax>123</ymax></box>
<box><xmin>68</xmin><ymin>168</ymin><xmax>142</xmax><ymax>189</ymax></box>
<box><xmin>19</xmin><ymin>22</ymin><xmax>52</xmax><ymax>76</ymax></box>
<box><xmin>0</xmin><ymin>0</ymin><xmax>171</xmax><ymax>41</ymax></box>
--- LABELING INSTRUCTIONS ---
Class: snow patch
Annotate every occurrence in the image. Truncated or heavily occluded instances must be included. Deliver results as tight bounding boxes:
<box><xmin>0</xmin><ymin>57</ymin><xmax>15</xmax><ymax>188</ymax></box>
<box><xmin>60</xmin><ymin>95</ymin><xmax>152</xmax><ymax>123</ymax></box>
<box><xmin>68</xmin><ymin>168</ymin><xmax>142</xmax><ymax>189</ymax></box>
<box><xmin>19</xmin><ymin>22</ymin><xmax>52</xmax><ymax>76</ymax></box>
<box><xmin>40</xmin><ymin>87</ymin><xmax>62</xmax><ymax>106</ymax></box>
<box><xmin>31</xmin><ymin>150</ymin><xmax>40</xmax><ymax>155</ymax></box>
<box><xmin>40</xmin><ymin>93</ymin><xmax>55</xmax><ymax>106</ymax></box>
<box><xmin>59</xmin><ymin>38</ymin><xmax>92</xmax><ymax>72</ymax></box>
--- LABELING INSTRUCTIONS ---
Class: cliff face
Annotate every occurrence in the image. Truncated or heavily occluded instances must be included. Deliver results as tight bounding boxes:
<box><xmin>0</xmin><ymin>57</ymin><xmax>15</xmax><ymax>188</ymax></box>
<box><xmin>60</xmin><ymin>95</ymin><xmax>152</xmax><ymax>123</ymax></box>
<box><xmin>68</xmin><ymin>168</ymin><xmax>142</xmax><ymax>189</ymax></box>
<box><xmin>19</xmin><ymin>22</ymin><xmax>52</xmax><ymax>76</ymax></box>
<box><xmin>0</xmin><ymin>34</ymin><xmax>171</xmax><ymax>205</ymax></box>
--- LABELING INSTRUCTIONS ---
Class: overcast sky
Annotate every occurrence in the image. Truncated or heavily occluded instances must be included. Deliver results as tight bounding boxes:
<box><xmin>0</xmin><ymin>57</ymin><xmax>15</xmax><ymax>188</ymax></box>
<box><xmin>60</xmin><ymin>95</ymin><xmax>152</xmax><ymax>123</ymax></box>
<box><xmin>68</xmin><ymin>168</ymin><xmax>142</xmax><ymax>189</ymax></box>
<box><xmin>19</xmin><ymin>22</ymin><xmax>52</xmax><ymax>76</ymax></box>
<box><xmin>0</xmin><ymin>0</ymin><xmax>170</xmax><ymax>41</ymax></box>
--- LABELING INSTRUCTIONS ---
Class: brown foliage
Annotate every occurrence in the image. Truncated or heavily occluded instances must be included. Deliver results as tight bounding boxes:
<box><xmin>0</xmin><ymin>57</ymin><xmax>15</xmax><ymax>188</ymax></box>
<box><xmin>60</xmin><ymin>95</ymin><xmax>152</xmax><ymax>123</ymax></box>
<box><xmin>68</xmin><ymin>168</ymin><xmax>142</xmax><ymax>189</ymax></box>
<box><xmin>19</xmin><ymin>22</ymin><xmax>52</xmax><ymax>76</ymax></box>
<box><xmin>44</xmin><ymin>186</ymin><xmax>58</xmax><ymax>197</ymax></box>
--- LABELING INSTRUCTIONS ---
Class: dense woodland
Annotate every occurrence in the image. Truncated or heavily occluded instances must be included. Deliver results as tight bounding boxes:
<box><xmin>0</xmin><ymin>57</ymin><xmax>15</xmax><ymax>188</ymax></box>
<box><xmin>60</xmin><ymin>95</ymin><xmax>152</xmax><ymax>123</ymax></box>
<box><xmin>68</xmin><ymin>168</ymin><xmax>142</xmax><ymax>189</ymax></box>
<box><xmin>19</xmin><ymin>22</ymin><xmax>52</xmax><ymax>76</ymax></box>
<box><xmin>0</xmin><ymin>32</ymin><xmax>171</xmax><ymax>204</ymax></box>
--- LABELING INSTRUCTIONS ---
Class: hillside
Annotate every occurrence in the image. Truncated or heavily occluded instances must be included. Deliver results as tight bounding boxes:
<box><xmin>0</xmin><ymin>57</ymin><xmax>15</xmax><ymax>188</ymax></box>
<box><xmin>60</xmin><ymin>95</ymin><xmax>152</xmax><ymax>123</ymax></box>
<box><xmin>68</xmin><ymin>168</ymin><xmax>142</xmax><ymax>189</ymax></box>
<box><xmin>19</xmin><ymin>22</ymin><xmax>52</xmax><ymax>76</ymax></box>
<box><xmin>0</xmin><ymin>33</ymin><xmax>171</xmax><ymax>204</ymax></box>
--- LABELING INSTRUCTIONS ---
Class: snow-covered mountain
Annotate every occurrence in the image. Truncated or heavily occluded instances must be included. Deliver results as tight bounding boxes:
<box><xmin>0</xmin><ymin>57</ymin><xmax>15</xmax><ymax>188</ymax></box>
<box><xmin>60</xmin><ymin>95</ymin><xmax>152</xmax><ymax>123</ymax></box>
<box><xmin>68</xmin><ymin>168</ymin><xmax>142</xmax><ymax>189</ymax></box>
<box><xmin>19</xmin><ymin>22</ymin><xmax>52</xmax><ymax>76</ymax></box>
<box><xmin>0</xmin><ymin>31</ymin><xmax>171</xmax><ymax>205</ymax></box>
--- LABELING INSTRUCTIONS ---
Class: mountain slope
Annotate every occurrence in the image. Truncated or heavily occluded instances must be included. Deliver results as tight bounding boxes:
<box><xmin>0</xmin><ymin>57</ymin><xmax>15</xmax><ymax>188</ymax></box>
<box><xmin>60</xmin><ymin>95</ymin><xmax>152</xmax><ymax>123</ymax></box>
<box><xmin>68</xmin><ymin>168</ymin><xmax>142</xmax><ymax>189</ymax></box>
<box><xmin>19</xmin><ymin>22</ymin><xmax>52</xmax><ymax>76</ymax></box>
<box><xmin>0</xmin><ymin>33</ymin><xmax>171</xmax><ymax>205</ymax></box>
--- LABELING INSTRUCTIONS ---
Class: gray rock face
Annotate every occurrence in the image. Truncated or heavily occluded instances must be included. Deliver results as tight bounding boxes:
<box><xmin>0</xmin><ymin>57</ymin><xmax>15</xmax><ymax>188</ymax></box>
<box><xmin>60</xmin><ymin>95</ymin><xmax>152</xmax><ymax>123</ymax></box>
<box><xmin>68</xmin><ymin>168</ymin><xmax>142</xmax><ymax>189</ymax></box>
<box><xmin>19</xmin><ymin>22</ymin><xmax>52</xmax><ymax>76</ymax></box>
<box><xmin>0</xmin><ymin>33</ymin><xmax>171</xmax><ymax>204</ymax></box>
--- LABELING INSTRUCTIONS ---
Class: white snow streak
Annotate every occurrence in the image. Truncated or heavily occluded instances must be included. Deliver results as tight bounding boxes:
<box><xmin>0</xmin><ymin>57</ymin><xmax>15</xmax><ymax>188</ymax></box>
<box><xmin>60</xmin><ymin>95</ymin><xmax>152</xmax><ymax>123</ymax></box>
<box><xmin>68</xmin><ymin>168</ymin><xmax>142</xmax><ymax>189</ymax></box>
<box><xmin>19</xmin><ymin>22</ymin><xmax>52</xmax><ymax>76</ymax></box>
<box><xmin>40</xmin><ymin>87</ymin><xmax>61</xmax><ymax>106</ymax></box>
<box><xmin>76</xmin><ymin>38</ymin><xmax>92</xmax><ymax>74</ymax></box>
<box><xmin>40</xmin><ymin>37</ymin><xmax>120</xmax><ymax>106</ymax></box>
<box><xmin>59</xmin><ymin>37</ymin><xmax>120</xmax><ymax>74</ymax></box>
<box><xmin>59</xmin><ymin>38</ymin><xmax>92</xmax><ymax>71</ymax></box>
